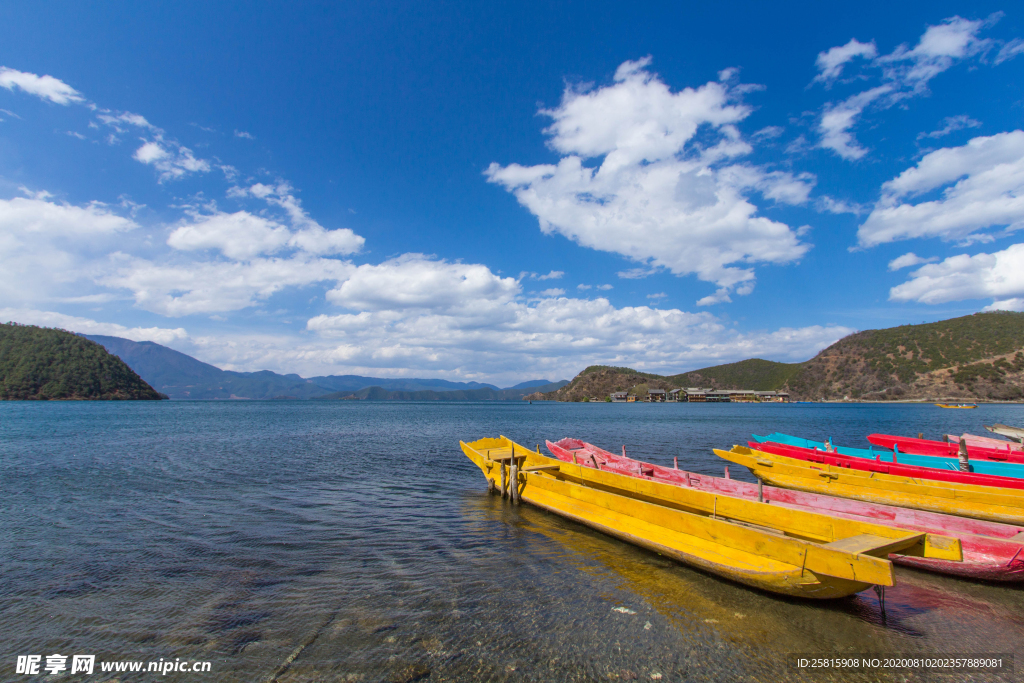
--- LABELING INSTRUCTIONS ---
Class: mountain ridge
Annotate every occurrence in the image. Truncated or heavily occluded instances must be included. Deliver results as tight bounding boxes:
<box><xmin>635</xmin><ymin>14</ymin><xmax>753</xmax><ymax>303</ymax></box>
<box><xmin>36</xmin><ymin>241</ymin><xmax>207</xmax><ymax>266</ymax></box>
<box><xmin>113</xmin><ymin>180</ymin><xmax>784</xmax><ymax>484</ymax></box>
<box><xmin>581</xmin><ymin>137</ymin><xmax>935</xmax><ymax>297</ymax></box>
<box><xmin>529</xmin><ymin>312</ymin><xmax>1024</xmax><ymax>402</ymax></box>
<box><xmin>82</xmin><ymin>334</ymin><xmax>562</xmax><ymax>400</ymax></box>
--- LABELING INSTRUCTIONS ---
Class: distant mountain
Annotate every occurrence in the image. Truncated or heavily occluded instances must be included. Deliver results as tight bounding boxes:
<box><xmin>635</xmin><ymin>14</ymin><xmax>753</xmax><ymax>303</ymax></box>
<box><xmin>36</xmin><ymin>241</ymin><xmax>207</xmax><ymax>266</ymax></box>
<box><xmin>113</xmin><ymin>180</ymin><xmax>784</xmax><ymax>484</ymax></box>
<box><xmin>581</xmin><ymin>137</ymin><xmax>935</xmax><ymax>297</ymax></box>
<box><xmin>84</xmin><ymin>335</ymin><xmax>332</xmax><ymax>399</ymax></box>
<box><xmin>315</xmin><ymin>379</ymin><xmax>569</xmax><ymax>401</ymax></box>
<box><xmin>505</xmin><ymin>379</ymin><xmax>558</xmax><ymax>390</ymax></box>
<box><xmin>83</xmin><ymin>334</ymin><xmax>561</xmax><ymax>399</ymax></box>
<box><xmin>307</xmin><ymin>375</ymin><xmax>499</xmax><ymax>392</ymax></box>
<box><xmin>529</xmin><ymin>312</ymin><xmax>1024</xmax><ymax>402</ymax></box>
<box><xmin>2</xmin><ymin>324</ymin><xmax>164</xmax><ymax>400</ymax></box>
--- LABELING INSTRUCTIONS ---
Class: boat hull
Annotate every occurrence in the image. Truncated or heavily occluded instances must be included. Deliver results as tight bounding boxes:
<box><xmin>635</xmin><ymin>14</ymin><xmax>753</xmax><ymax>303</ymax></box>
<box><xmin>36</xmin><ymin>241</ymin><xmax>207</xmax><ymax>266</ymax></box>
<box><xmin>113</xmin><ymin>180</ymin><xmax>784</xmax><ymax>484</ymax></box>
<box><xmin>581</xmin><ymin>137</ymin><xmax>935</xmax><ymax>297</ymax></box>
<box><xmin>754</xmin><ymin>433</ymin><xmax>1024</xmax><ymax>479</ymax></box>
<box><xmin>955</xmin><ymin>433</ymin><xmax>1024</xmax><ymax>453</ymax></box>
<box><xmin>461</xmin><ymin>437</ymin><xmax>961</xmax><ymax>599</ymax></box>
<box><xmin>753</xmin><ymin>440</ymin><xmax>1024</xmax><ymax>490</ymax></box>
<box><xmin>986</xmin><ymin>424</ymin><xmax>1024</xmax><ymax>443</ymax></box>
<box><xmin>867</xmin><ymin>433</ymin><xmax>1024</xmax><ymax>464</ymax></box>
<box><xmin>548</xmin><ymin>439</ymin><xmax>1024</xmax><ymax>582</ymax></box>
<box><xmin>716</xmin><ymin>445</ymin><xmax>1024</xmax><ymax>526</ymax></box>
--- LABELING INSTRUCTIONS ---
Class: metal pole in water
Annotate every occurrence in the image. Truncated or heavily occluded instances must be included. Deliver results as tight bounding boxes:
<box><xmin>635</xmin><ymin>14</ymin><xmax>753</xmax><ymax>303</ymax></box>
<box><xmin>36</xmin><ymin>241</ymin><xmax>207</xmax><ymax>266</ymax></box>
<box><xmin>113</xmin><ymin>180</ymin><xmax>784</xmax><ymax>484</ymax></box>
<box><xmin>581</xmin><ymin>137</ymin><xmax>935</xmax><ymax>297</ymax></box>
<box><xmin>500</xmin><ymin>461</ymin><xmax>507</xmax><ymax>499</ymax></box>
<box><xmin>510</xmin><ymin>453</ymin><xmax>519</xmax><ymax>504</ymax></box>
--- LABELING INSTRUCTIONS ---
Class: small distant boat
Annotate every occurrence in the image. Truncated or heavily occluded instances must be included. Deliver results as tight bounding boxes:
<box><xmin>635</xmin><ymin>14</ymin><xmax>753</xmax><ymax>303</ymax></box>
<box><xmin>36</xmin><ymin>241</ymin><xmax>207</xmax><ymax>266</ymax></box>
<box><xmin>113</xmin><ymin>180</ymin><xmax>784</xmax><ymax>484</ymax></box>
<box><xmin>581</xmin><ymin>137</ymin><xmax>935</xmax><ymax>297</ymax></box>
<box><xmin>716</xmin><ymin>444</ymin><xmax>1024</xmax><ymax>525</ymax></box>
<box><xmin>548</xmin><ymin>438</ymin><xmax>1024</xmax><ymax>582</ymax></box>
<box><xmin>753</xmin><ymin>433</ymin><xmax>1024</xmax><ymax>478</ymax></box>
<box><xmin>936</xmin><ymin>403</ymin><xmax>977</xmax><ymax>409</ymax></box>
<box><xmin>867</xmin><ymin>433</ymin><xmax>1024</xmax><ymax>464</ymax></box>
<box><xmin>461</xmin><ymin>436</ymin><xmax>961</xmax><ymax>599</ymax></box>
<box><xmin>986</xmin><ymin>424</ymin><xmax>1024</xmax><ymax>444</ymax></box>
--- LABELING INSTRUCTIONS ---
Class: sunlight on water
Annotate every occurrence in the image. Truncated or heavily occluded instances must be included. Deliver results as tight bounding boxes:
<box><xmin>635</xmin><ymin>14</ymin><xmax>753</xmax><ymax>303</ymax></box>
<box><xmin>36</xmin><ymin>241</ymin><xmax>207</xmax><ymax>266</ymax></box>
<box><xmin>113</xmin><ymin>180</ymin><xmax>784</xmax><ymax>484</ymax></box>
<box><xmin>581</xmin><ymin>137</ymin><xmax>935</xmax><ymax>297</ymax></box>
<box><xmin>1</xmin><ymin>401</ymin><xmax>1022</xmax><ymax>681</ymax></box>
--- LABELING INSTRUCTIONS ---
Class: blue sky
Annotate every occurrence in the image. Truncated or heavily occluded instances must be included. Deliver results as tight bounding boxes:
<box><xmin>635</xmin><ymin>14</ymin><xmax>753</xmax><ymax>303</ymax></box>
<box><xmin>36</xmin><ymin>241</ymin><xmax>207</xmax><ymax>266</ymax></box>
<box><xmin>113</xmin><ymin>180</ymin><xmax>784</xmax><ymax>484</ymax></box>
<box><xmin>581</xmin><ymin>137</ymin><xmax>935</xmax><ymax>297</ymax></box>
<box><xmin>2</xmin><ymin>2</ymin><xmax>1023</xmax><ymax>385</ymax></box>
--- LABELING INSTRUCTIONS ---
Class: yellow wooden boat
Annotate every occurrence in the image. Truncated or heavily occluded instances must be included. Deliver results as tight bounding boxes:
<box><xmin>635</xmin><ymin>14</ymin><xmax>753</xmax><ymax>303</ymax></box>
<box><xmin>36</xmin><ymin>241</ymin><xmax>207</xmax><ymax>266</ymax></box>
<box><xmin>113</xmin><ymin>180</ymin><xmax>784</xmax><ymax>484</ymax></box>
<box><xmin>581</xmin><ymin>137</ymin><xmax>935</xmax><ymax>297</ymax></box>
<box><xmin>715</xmin><ymin>445</ymin><xmax>1024</xmax><ymax>526</ymax></box>
<box><xmin>461</xmin><ymin>437</ymin><xmax>961</xmax><ymax>599</ymax></box>
<box><xmin>936</xmin><ymin>403</ymin><xmax>978</xmax><ymax>409</ymax></box>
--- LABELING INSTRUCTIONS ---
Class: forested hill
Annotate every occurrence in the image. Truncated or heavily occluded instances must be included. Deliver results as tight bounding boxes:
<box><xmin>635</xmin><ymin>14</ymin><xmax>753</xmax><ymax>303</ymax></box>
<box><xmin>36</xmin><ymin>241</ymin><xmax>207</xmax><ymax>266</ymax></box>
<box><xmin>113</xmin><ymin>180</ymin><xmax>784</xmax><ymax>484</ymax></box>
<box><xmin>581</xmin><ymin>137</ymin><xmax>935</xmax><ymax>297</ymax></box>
<box><xmin>0</xmin><ymin>324</ymin><xmax>165</xmax><ymax>400</ymax></box>
<box><xmin>531</xmin><ymin>312</ymin><xmax>1024</xmax><ymax>402</ymax></box>
<box><xmin>790</xmin><ymin>310</ymin><xmax>1024</xmax><ymax>401</ymax></box>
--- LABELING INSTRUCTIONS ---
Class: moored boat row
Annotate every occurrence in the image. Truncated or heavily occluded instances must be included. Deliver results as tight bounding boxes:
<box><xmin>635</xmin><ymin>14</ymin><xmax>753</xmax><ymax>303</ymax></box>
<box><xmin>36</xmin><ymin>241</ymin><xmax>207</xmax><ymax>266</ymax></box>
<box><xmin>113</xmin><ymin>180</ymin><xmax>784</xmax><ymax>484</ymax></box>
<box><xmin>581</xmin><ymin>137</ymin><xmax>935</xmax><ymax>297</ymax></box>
<box><xmin>460</xmin><ymin>422</ymin><xmax>1024</xmax><ymax>602</ymax></box>
<box><xmin>546</xmin><ymin>438</ymin><xmax>1024</xmax><ymax>582</ymax></box>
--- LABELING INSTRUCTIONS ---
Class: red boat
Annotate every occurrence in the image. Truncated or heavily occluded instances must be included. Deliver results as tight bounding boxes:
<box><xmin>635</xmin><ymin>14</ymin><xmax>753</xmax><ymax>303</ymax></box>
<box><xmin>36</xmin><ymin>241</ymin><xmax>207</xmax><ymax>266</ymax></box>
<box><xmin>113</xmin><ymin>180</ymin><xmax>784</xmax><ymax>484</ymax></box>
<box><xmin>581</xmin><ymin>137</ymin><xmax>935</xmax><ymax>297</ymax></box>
<box><xmin>547</xmin><ymin>438</ymin><xmax>1024</xmax><ymax>581</ymax></box>
<box><xmin>753</xmin><ymin>441</ymin><xmax>1024</xmax><ymax>491</ymax></box>
<box><xmin>868</xmin><ymin>433</ymin><xmax>1024</xmax><ymax>464</ymax></box>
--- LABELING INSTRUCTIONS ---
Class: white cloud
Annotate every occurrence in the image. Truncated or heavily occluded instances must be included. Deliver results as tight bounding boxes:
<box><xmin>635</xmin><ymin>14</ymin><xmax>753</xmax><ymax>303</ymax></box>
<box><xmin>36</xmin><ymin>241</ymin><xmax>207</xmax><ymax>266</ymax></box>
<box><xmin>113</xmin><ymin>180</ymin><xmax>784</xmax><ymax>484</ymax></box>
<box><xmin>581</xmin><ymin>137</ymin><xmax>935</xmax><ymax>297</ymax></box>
<box><xmin>174</xmin><ymin>183</ymin><xmax>363</xmax><ymax>258</ymax></box>
<box><xmin>617</xmin><ymin>267</ymin><xmax>659</xmax><ymax>280</ymax></box>
<box><xmin>813</xmin><ymin>39</ymin><xmax>878</xmax><ymax>85</ymax></box>
<box><xmin>877</xmin><ymin>16</ymin><xmax>993</xmax><ymax>91</ymax></box>
<box><xmin>103</xmin><ymin>254</ymin><xmax>355</xmax><ymax>317</ymax></box>
<box><xmin>0</xmin><ymin>308</ymin><xmax>187</xmax><ymax>345</ymax></box>
<box><xmin>819</xmin><ymin>85</ymin><xmax>892</xmax><ymax>160</ymax></box>
<box><xmin>486</xmin><ymin>58</ymin><xmax>809</xmax><ymax>305</ymax></box>
<box><xmin>98</xmin><ymin>111</ymin><xmax>155</xmax><ymax>131</ymax></box>
<box><xmin>576</xmin><ymin>284</ymin><xmax>592</xmax><ymax>291</ymax></box>
<box><xmin>133</xmin><ymin>140</ymin><xmax>210</xmax><ymax>181</ymax></box>
<box><xmin>0</xmin><ymin>194</ymin><xmax>138</xmax><ymax>303</ymax></box>
<box><xmin>917</xmin><ymin>115</ymin><xmax>981</xmax><ymax>140</ymax></box>
<box><xmin>539</xmin><ymin>288</ymin><xmax>565</xmax><ymax>297</ymax></box>
<box><xmin>596</xmin><ymin>284</ymin><xmax>614</xmax><ymax>290</ymax></box>
<box><xmin>888</xmin><ymin>252</ymin><xmax>938</xmax><ymax>270</ymax></box>
<box><xmin>301</xmin><ymin>259</ymin><xmax>852</xmax><ymax>381</ymax></box>
<box><xmin>996</xmin><ymin>38</ymin><xmax>1024</xmax><ymax>65</ymax></box>
<box><xmin>889</xmin><ymin>243</ymin><xmax>1024</xmax><ymax>304</ymax></box>
<box><xmin>752</xmin><ymin>126</ymin><xmax>783</xmax><ymax>140</ymax></box>
<box><xmin>0</xmin><ymin>67</ymin><xmax>84</xmax><ymax>105</ymax></box>
<box><xmin>167</xmin><ymin>211</ymin><xmax>294</xmax><ymax>259</ymax></box>
<box><xmin>326</xmin><ymin>254</ymin><xmax>519</xmax><ymax>313</ymax></box>
<box><xmin>235</xmin><ymin>130</ymin><xmax>254</xmax><ymax>139</ymax></box>
<box><xmin>859</xmin><ymin>131</ymin><xmax>1024</xmax><ymax>246</ymax></box>
<box><xmin>536</xmin><ymin>270</ymin><xmax>564</xmax><ymax>280</ymax></box>
<box><xmin>984</xmin><ymin>298</ymin><xmax>1024</xmax><ymax>312</ymax></box>
<box><xmin>718</xmin><ymin>164</ymin><xmax>816</xmax><ymax>205</ymax></box>
<box><xmin>817</xmin><ymin>16</ymin><xmax>998</xmax><ymax>160</ymax></box>
<box><xmin>815</xmin><ymin>196</ymin><xmax>863</xmax><ymax>215</ymax></box>
<box><xmin>647</xmin><ymin>292</ymin><xmax>667</xmax><ymax>299</ymax></box>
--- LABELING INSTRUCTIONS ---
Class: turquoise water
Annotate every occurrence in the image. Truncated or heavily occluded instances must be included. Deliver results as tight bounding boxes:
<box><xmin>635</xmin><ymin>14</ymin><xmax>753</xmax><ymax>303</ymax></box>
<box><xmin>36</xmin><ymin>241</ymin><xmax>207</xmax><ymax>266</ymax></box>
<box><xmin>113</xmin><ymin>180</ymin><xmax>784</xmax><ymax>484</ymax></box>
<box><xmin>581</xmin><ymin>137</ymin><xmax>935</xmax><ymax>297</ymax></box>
<box><xmin>1</xmin><ymin>401</ymin><xmax>1023</xmax><ymax>682</ymax></box>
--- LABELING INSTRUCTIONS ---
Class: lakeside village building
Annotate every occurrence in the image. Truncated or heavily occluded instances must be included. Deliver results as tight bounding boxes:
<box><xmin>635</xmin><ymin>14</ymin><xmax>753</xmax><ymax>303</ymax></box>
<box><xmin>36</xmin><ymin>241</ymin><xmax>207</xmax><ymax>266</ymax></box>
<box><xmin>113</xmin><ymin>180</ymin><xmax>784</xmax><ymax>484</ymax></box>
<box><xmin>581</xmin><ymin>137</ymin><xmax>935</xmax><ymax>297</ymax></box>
<box><xmin>609</xmin><ymin>389</ymin><xmax>789</xmax><ymax>403</ymax></box>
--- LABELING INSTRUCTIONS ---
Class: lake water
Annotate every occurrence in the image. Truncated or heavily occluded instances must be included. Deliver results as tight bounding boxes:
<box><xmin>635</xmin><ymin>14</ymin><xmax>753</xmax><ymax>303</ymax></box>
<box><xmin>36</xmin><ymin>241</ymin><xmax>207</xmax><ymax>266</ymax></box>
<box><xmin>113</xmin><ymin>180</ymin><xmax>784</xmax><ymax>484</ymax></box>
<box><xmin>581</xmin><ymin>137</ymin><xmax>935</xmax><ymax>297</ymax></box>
<box><xmin>2</xmin><ymin>400</ymin><xmax>1023</xmax><ymax>682</ymax></box>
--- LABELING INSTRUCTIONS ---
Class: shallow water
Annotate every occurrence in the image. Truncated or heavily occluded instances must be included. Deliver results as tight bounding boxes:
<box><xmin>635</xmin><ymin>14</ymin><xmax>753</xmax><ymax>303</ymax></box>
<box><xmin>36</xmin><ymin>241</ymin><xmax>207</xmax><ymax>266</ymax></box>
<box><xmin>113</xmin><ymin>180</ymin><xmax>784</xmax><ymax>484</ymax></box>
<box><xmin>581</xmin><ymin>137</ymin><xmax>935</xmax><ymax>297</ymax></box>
<box><xmin>1</xmin><ymin>401</ymin><xmax>1022</xmax><ymax>682</ymax></box>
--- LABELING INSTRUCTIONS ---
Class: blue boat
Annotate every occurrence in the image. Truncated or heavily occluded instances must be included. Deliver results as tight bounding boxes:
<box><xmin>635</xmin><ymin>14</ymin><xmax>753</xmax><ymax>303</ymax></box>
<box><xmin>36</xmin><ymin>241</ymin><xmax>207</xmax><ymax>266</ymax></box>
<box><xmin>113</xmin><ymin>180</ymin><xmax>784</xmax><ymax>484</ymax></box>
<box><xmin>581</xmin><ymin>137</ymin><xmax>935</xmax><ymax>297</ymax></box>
<box><xmin>752</xmin><ymin>432</ymin><xmax>1024</xmax><ymax>480</ymax></box>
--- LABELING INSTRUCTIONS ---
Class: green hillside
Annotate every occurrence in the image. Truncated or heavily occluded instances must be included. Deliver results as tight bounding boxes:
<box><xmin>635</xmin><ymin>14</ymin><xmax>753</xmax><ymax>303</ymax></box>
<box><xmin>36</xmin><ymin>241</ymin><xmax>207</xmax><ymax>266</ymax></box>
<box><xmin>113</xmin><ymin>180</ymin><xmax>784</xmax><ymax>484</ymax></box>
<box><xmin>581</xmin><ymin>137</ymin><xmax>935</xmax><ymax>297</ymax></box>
<box><xmin>538</xmin><ymin>311</ymin><xmax>1024</xmax><ymax>402</ymax></box>
<box><xmin>668</xmin><ymin>358</ymin><xmax>803</xmax><ymax>391</ymax></box>
<box><xmin>1</xmin><ymin>323</ymin><xmax>165</xmax><ymax>400</ymax></box>
<box><xmin>789</xmin><ymin>311</ymin><xmax>1024</xmax><ymax>400</ymax></box>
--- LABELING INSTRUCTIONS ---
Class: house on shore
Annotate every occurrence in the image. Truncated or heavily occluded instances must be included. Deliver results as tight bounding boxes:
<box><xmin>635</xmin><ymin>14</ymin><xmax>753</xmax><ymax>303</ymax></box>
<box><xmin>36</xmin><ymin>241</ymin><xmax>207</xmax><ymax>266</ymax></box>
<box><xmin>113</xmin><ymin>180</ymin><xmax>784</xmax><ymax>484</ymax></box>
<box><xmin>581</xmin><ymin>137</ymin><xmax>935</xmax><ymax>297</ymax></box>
<box><xmin>623</xmin><ymin>387</ymin><xmax>790</xmax><ymax>403</ymax></box>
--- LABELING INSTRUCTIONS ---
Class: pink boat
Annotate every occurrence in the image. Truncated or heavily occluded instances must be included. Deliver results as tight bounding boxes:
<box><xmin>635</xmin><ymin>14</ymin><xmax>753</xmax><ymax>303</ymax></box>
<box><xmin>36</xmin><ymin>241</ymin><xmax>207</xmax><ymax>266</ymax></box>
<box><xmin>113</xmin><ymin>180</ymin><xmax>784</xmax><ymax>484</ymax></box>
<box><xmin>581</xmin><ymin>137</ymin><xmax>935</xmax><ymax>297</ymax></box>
<box><xmin>951</xmin><ymin>433</ymin><xmax>1024</xmax><ymax>453</ymax></box>
<box><xmin>546</xmin><ymin>438</ymin><xmax>1024</xmax><ymax>582</ymax></box>
<box><xmin>868</xmin><ymin>433</ymin><xmax>1024</xmax><ymax>464</ymax></box>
